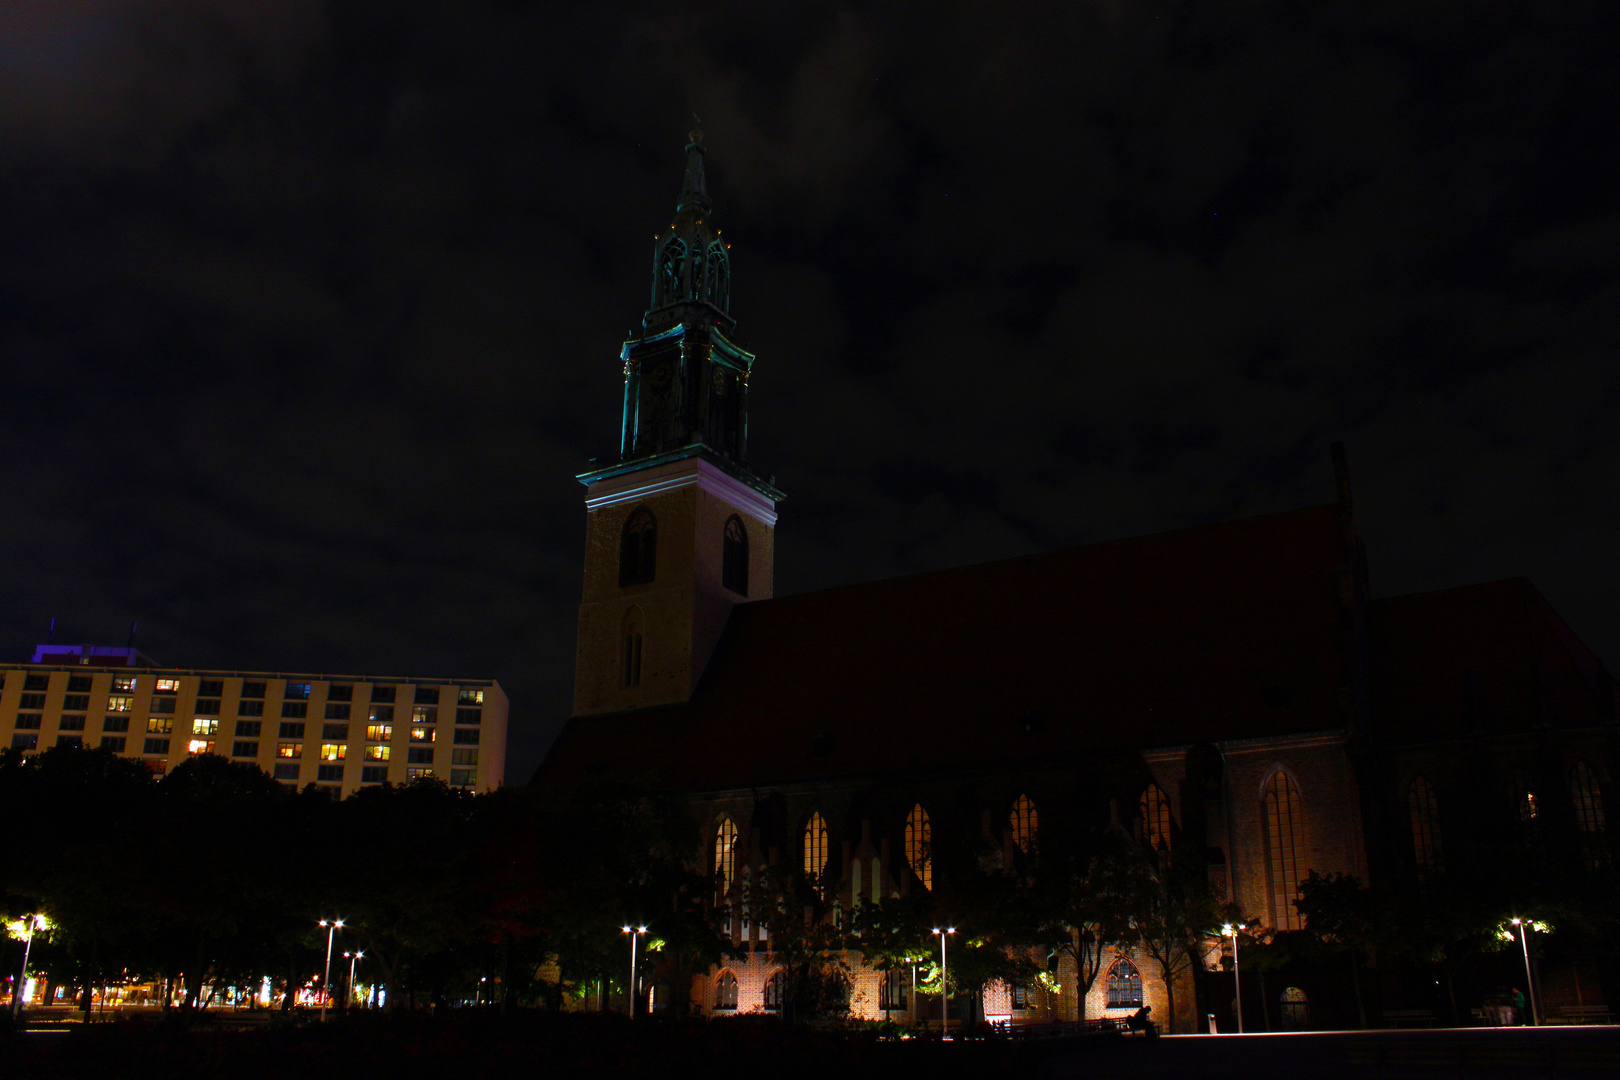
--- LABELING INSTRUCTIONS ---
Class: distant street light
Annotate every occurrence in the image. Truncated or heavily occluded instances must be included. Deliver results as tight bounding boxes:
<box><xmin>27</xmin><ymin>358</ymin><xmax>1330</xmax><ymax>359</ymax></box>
<box><xmin>1221</xmin><ymin>923</ymin><xmax>1243</xmax><ymax>1034</ymax></box>
<box><xmin>318</xmin><ymin>919</ymin><xmax>344</xmax><ymax>1022</ymax></box>
<box><xmin>621</xmin><ymin>925</ymin><xmax>648</xmax><ymax>1018</ymax></box>
<box><xmin>344</xmin><ymin>951</ymin><xmax>364</xmax><ymax>1010</ymax></box>
<box><xmin>1510</xmin><ymin>918</ymin><xmax>1540</xmax><ymax>1025</ymax></box>
<box><xmin>932</xmin><ymin>927</ymin><xmax>956</xmax><ymax>1040</ymax></box>
<box><xmin>8</xmin><ymin>913</ymin><xmax>48</xmax><ymax>1018</ymax></box>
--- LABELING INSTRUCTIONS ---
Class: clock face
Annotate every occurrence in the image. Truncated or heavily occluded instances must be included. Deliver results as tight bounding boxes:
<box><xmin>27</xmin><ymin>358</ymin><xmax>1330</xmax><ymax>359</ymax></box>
<box><xmin>647</xmin><ymin>362</ymin><xmax>673</xmax><ymax>390</ymax></box>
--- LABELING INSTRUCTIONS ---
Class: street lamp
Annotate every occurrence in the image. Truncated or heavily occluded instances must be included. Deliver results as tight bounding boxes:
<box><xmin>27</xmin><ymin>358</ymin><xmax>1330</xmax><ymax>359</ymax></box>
<box><xmin>932</xmin><ymin>927</ymin><xmax>956</xmax><ymax>1040</ymax></box>
<box><xmin>621</xmin><ymin>925</ymin><xmax>648</xmax><ymax>1018</ymax></box>
<box><xmin>318</xmin><ymin>919</ymin><xmax>344</xmax><ymax>1022</ymax></box>
<box><xmin>1509</xmin><ymin>918</ymin><xmax>1540</xmax><ymax>1025</ymax></box>
<box><xmin>1221</xmin><ymin>923</ymin><xmax>1243</xmax><ymax>1034</ymax></box>
<box><xmin>344</xmin><ymin>951</ymin><xmax>364</xmax><ymax>1010</ymax></box>
<box><xmin>8</xmin><ymin>913</ymin><xmax>48</xmax><ymax>1018</ymax></box>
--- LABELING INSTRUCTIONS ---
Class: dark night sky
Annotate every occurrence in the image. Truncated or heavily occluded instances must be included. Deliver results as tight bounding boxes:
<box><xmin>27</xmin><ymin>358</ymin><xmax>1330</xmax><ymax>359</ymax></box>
<box><xmin>2</xmin><ymin>2</ymin><xmax>1618</xmax><ymax>784</ymax></box>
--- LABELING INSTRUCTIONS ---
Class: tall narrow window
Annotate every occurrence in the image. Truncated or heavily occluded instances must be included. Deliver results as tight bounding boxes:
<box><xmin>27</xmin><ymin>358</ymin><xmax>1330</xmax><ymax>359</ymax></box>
<box><xmin>1408</xmin><ymin>776</ymin><xmax>1444</xmax><ymax>874</ymax></box>
<box><xmin>1264</xmin><ymin>771</ymin><xmax>1306</xmax><ymax>931</ymax></box>
<box><xmin>1141</xmin><ymin>783</ymin><xmax>1173</xmax><ymax>852</ymax></box>
<box><xmin>714</xmin><ymin>970</ymin><xmax>738</xmax><ymax>1011</ymax></box>
<box><xmin>905</xmin><ymin>804</ymin><xmax>932</xmax><ymax>891</ymax></box>
<box><xmin>1571</xmin><ymin>762</ymin><xmax>1605</xmax><ymax>834</ymax></box>
<box><xmin>619</xmin><ymin>507</ymin><xmax>657</xmax><ymax>586</ymax></box>
<box><xmin>763</xmin><ymin>971</ymin><xmax>785</xmax><ymax>1011</ymax></box>
<box><xmin>622</xmin><ymin>607</ymin><xmax>644</xmax><ymax>688</ymax></box>
<box><xmin>1105</xmin><ymin>960</ymin><xmax>1143</xmax><ymax>1009</ymax></box>
<box><xmin>1509</xmin><ymin>772</ymin><xmax>1539</xmax><ymax>825</ymax></box>
<box><xmin>803</xmin><ymin>811</ymin><xmax>829</xmax><ymax>882</ymax></box>
<box><xmin>1009</xmin><ymin>794</ymin><xmax>1038</xmax><ymax>852</ymax></box>
<box><xmin>658</xmin><ymin>239</ymin><xmax>687</xmax><ymax>306</ymax></box>
<box><xmin>706</xmin><ymin>242</ymin><xmax>729</xmax><ymax>310</ymax></box>
<box><xmin>721</xmin><ymin>515</ymin><xmax>749</xmax><ymax>596</ymax></box>
<box><xmin>715</xmin><ymin>817</ymin><xmax>738</xmax><ymax>896</ymax></box>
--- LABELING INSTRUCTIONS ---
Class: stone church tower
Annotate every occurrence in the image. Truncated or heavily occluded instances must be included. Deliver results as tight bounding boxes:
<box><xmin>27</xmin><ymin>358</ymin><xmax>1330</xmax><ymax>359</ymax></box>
<box><xmin>572</xmin><ymin>132</ymin><xmax>782</xmax><ymax>716</ymax></box>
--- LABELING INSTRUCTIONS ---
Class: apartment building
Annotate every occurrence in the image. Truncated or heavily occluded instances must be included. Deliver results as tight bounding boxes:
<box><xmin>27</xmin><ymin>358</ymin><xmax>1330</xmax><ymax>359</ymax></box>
<box><xmin>1</xmin><ymin>648</ymin><xmax>507</xmax><ymax>796</ymax></box>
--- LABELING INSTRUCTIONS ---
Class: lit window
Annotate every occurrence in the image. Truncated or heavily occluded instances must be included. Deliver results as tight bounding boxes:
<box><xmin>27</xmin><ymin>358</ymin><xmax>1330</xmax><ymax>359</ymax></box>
<box><xmin>715</xmin><ymin>818</ymin><xmax>738</xmax><ymax>894</ymax></box>
<box><xmin>112</xmin><ymin>677</ymin><xmax>136</xmax><ymax>692</ymax></box>
<box><xmin>1105</xmin><ymin>960</ymin><xmax>1143</xmax><ymax>1009</ymax></box>
<box><xmin>1571</xmin><ymin>762</ymin><xmax>1605</xmax><ymax>833</ymax></box>
<box><xmin>714</xmin><ymin>970</ymin><xmax>738</xmax><ymax>1011</ymax></box>
<box><xmin>905</xmin><ymin>804</ymin><xmax>932</xmax><ymax>891</ymax></box>
<box><xmin>366</xmin><ymin>724</ymin><xmax>393</xmax><ymax>742</ymax></box>
<box><xmin>619</xmin><ymin>507</ymin><xmax>657</xmax><ymax>586</ymax></box>
<box><xmin>1010</xmin><ymin>793</ymin><xmax>1038</xmax><ymax>852</ymax></box>
<box><xmin>277</xmin><ymin>743</ymin><xmax>303</xmax><ymax>759</ymax></box>
<box><xmin>146</xmin><ymin>717</ymin><xmax>173</xmax><ymax>735</ymax></box>
<box><xmin>413</xmin><ymin>705</ymin><xmax>437</xmax><ymax>723</ymax></box>
<box><xmin>1264</xmin><ymin>771</ymin><xmax>1306</xmax><ymax>931</ymax></box>
<box><xmin>410</xmin><ymin>726</ymin><xmax>435</xmax><ymax>743</ymax></box>
<box><xmin>1012</xmin><ymin>984</ymin><xmax>1032</xmax><ymax>1010</ymax></box>
<box><xmin>406</xmin><ymin>766</ymin><xmax>434</xmax><ymax>780</ymax></box>
<box><xmin>284</xmin><ymin>683</ymin><xmax>312</xmax><ymax>701</ymax></box>
<box><xmin>1409</xmin><ymin>776</ymin><xmax>1443</xmax><ymax>873</ymax></box>
<box><xmin>155</xmin><ymin>678</ymin><xmax>180</xmax><ymax>693</ymax></box>
<box><xmin>1141</xmin><ymin>783</ymin><xmax>1172</xmax><ymax>852</ymax></box>
<box><xmin>188</xmin><ymin>739</ymin><xmax>215</xmax><ymax>755</ymax></box>
<box><xmin>107</xmin><ymin>695</ymin><xmax>133</xmax><ymax>713</ymax></box>
<box><xmin>321</xmin><ymin>743</ymin><xmax>347</xmax><ymax>761</ymax></box>
<box><xmin>803</xmin><ymin>812</ymin><xmax>829</xmax><ymax>882</ymax></box>
<box><xmin>192</xmin><ymin>718</ymin><xmax>218</xmax><ymax>736</ymax></box>
<box><xmin>366</xmin><ymin>745</ymin><xmax>391</xmax><ymax>762</ymax></box>
<box><xmin>458</xmin><ymin>689</ymin><xmax>484</xmax><ymax>706</ymax></box>
<box><xmin>1280</xmin><ymin>986</ymin><xmax>1310</xmax><ymax>1027</ymax></box>
<box><xmin>722</xmin><ymin>515</ymin><xmax>748</xmax><ymax>595</ymax></box>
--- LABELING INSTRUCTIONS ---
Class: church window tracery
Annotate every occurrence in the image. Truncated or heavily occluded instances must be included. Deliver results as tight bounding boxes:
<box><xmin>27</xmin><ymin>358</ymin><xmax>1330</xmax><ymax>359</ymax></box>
<box><xmin>715</xmin><ymin>817</ymin><xmax>738</xmax><ymax>897</ymax></box>
<box><xmin>1105</xmin><ymin>959</ymin><xmax>1143</xmax><ymax>1008</ymax></box>
<box><xmin>803</xmin><ymin>811</ymin><xmax>829</xmax><ymax>884</ymax></box>
<box><xmin>714</xmin><ymin>970</ymin><xmax>738</xmax><ymax>1011</ymax></box>
<box><xmin>1408</xmin><ymin>776</ymin><xmax>1443</xmax><ymax>874</ymax></box>
<box><xmin>763</xmin><ymin>970</ymin><xmax>784</xmax><ymax>1011</ymax></box>
<box><xmin>706</xmin><ymin>242</ymin><xmax>729</xmax><ymax>310</ymax></box>
<box><xmin>1010</xmin><ymin>793</ymin><xmax>1038</xmax><ymax>853</ymax></box>
<box><xmin>1263</xmin><ymin>770</ymin><xmax>1306</xmax><ymax>931</ymax></box>
<box><xmin>905</xmin><ymin>803</ymin><xmax>932</xmax><ymax>891</ymax></box>
<box><xmin>1140</xmin><ymin>783</ymin><xmax>1172</xmax><ymax>853</ymax></box>
<box><xmin>620</xmin><ymin>507</ymin><xmax>656</xmax><ymax>586</ymax></box>
<box><xmin>1571</xmin><ymin>762</ymin><xmax>1605</xmax><ymax>833</ymax></box>
<box><xmin>658</xmin><ymin>239</ymin><xmax>686</xmax><ymax>306</ymax></box>
<box><xmin>722</xmin><ymin>515</ymin><xmax>749</xmax><ymax>595</ymax></box>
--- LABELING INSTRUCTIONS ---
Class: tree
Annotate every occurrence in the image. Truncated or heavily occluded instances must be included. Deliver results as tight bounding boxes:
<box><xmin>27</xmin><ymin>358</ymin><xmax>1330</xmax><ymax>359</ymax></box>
<box><xmin>1295</xmin><ymin>871</ymin><xmax>1378</xmax><ymax>1028</ymax></box>
<box><xmin>1128</xmin><ymin>851</ymin><xmax>1220</xmax><ymax>1034</ymax></box>
<box><xmin>754</xmin><ymin>862</ymin><xmax>852</xmax><ymax>1023</ymax></box>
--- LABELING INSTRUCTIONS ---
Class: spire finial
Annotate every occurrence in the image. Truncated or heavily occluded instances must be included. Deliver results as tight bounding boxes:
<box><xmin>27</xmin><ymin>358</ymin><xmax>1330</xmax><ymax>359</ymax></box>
<box><xmin>678</xmin><ymin>119</ymin><xmax>710</xmax><ymax>214</ymax></box>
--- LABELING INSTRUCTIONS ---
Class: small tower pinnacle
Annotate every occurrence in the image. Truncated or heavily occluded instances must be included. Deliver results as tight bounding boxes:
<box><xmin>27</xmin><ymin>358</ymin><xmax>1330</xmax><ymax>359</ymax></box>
<box><xmin>679</xmin><ymin>122</ymin><xmax>710</xmax><ymax>214</ymax></box>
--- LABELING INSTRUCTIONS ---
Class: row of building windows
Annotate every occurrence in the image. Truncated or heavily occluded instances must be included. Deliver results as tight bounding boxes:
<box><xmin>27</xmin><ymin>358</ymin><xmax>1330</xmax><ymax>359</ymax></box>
<box><xmin>2</xmin><ymin>674</ymin><xmax>484</xmax><ymax>708</ymax></box>
<box><xmin>706</xmin><ymin>960</ymin><xmax>1144</xmax><ymax>1014</ymax></box>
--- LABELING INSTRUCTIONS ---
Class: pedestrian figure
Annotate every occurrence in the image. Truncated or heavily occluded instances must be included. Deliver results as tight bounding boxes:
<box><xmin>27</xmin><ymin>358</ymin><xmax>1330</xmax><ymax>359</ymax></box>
<box><xmin>1512</xmin><ymin>988</ymin><xmax>1527</xmax><ymax>1025</ymax></box>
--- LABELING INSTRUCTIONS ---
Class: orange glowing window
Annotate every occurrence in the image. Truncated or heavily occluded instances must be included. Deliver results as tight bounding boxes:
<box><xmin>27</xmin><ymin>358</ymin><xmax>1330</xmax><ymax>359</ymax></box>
<box><xmin>715</xmin><ymin>818</ymin><xmax>737</xmax><ymax>893</ymax></box>
<box><xmin>1141</xmin><ymin>783</ymin><xmax>1172</xmax><ymax>852</ymax></box>
<box><xmin>320</xmin><ymin>743</ymin><xmax>347</xmax><ymax>761</ymax></box>
<box><xmin>277</xmin><ymin>742</ymin><xmax>302</xmax><ymax>760</ymax></box>
<box><xmin>1010</xmin><ymin>794</ymin><xmax>1038</xmax><ymax>852</ymax></box>
<box><xmin>1264</xmin><ymin>771</ymin><xmax>1306</xmax><ymax>931</ymax></box>
<box><xmin>187</xmin><ymin>739</ymin><xmax>215</xmax><ymax>755</ymax></box>
<box><xmin>905</xmin><ymin>804</ymin><xmax>932</xmax><ymax>891</ymax></box>
<box><xmin>365</xmin><ymin>744</ymin><xmax>390</xmax><ymax>762</ymax></box>
<box><xmin>803</xmin><ymin>812</ymin><xmax>829</xmax><ymax>881</ymax></box>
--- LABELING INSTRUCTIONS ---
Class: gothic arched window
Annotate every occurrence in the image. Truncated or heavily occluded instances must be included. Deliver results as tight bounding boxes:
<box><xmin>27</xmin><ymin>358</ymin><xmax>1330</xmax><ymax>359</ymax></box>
<box><xmin>1409</xmin><ymin>776</ymin><xmax>1443</xmax><ymax>874</ymax></box>
<box><xmin>803</xmin><ymin>811</ymin><xmax>829</xmax><ymax>883</ymax></box>
<box><xmin>879</xmin><ymin>970</ymin><xmax>907</xmax><ymax>1011</ymax></box>
<box><xmin>1105</xmin><ymin>959</ymin><xmax>1143</xmax><ymax>1009</ymax></box>
<box><xmin>722</xmin><ymin>515</ymin><xmax>749</xmax><ymax>596</ymax></box>
<box><xmin>658</xmin><ymin>238</ymin><xmax>686</xmax><ymax>306</ymax></box>
<box><xmin>1263</xmin><ymin>770</ymin><xmax>1306</xmax><ymax>931</ymax></box>
<box><xmin>1010</xmin><ymin>793</ymin><xmax>1038</xmax><ymax>853</ymax></box>
<box><xmin>621</xmin><ymin>607</ymin><xmax>644</xmax><ymax>689</ymax></box>
<box><xmin>714</xmin><ymin>970</ymin><xmax>738</xmax><ymax>1011</ymax></box>
<box><xmin>620</xmin><ymin>507</ymin><xmax>656</xmax><ymax>586</ymax></box>
<box><xmin>706</xmin><ymin>241</ymin><xmax>729</xmax><ymax>310</ymax></box>
<box><xmin>905</xmin><ymin>803</ymin><xmax>932</xmax><ymax>891</ymax></box>
<box><xmin>1141</xmin><ymin>783</ymin><xmax>1173</xmax><ymax>852</ymax></box>
<box><xmin>1280</xmin><ymin>986</ymin><xmax>1310</xmax><ymax>1027</ymax></box>
<box><xmin>1571</xmin><ymin>762</ymin><xmax>1605</xmax><ymax>834</ymax></box>
<box><xmin>763</xmin><ymin>970</ymin><xmax>785</xmax><ymax>1011</ymax></box>
<box><xmin>715</xmin><ymin>817</ymin><xmax>738</xmax><ymax>896</ymax></box>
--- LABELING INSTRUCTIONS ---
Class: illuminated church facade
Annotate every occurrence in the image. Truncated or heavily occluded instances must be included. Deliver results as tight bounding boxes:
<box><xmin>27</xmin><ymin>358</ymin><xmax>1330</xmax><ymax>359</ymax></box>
<box><xmin>540</xmin><ymin>138</ymin><xmax>1618</xmax><ymax>1031</ymax></box>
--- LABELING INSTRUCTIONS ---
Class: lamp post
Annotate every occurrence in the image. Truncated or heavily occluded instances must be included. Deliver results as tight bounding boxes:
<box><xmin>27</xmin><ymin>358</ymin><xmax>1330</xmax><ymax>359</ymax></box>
<box><xmin>344</xmin><ymin>951</ymin><xmax>364</xmax><ymax>1010</ymax></box>
<box><xmin>1510</xmin><ymin>918</ymin><xmax>1540</xmax><ymax>1025</ymax></box>
<box><xmin>621</xmin><ymin>925</ymin><xmax>647</xmax><ymax>1018</ymax></box>
<box><xmin>1221</xmin><ymin>923</ymin><xmax>1243</xmax><ymax>1034</ymax></box>
<box><xmin>318</xmin><ymin>919</ymin><xmax>343</xmax><ymax>1022</ymax></box>
<box><xmin>932</xmin><ymin>927</ymin><xmax>955</xmax><ymax>1040</ymax></box>
<box><xmin>9</xmin><ymin>914</ymin><xmax>46</xmax><ymax>1018</ymax></box>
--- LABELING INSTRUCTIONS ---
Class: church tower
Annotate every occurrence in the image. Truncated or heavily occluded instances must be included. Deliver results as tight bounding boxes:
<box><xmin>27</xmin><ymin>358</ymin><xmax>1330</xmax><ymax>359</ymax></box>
<box><xmin>572</xmin><ymin>131</ymin><xmax>782</xmax><ymax>716</ymax></box>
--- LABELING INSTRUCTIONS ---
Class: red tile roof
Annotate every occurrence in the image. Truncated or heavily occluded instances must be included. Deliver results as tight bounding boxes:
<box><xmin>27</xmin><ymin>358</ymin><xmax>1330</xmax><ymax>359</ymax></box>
<box><xmin>541</xmin><ymin>504</ymin><xmax>1359</xmax><ymax>791</ymax></box>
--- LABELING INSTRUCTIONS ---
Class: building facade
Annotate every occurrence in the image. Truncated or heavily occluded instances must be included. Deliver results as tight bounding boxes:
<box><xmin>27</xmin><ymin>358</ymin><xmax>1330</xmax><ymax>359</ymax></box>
<box><xmin>2</xmin><ymin>652</ymin><xmax>508</xmax><ymax>796</ymax></box>
<box><xmin>539</xmin><ymin>138</ymin><xmax>1617</xmax><ymax>1031</ymax></box>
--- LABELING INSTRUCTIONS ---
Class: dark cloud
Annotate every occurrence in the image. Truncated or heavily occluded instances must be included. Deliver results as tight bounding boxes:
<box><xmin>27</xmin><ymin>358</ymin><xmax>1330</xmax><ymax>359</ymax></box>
<box><xmin>2</xmin><ymin>1</ymin><xmax>1618</xmax><ymax>783</ymax></box>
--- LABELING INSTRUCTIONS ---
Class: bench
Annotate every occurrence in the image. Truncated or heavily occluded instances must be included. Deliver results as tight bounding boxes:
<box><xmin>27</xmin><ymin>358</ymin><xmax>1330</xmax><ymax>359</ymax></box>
<box><xmin>1382</xmin><ymin>1009</ymin><xmax>1437</xmax><ymax>1028</ymax></box>
<box><xmin>1554</xmin><ymin>1004</ymin><xmax>1613</xmax><ymax>1025</ymax></box>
